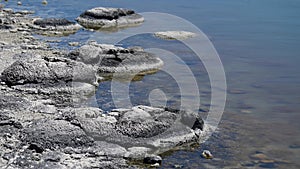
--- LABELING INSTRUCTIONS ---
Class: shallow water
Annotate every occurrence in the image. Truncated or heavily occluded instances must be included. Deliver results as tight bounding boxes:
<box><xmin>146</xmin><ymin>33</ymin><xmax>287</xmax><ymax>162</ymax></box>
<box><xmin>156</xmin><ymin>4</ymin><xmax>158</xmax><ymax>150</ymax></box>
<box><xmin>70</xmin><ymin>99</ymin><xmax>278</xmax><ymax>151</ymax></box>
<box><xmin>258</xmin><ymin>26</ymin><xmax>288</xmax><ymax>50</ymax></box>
<box><xmin>3</xmin><ymin>0</ymin><xmax>300</xmax><ymax>168</ymax></box>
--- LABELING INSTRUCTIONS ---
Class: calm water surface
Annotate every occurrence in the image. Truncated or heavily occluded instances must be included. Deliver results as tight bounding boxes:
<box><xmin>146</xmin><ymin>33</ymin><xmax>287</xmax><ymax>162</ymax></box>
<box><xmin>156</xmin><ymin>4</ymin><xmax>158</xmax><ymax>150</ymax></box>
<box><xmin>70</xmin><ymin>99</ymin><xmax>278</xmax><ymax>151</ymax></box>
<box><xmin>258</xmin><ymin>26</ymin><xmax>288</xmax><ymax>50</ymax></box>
<box><xmin>4</xmin><ymin>0</ymin><xmax>300</xmax><ymax>168</ymax></box>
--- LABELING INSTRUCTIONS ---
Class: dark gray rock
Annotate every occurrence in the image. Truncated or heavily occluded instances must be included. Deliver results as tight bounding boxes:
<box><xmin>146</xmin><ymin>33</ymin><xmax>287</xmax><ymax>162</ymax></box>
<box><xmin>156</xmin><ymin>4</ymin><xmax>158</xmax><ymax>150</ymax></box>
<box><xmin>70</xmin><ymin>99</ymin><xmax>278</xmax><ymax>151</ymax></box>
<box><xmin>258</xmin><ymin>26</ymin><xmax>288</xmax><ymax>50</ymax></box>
<box><xmin>1</xmin><ymin>57</ymin><xmax>97</xmax><ymax>86</ymax></box>
<box><xmin>68</xmin><ymin>43</ymin><xmax>163</xmax><ymax>76</ymax></box>
<box><xmin>22</xmin><ymin>120</ymin><xmax>94</xmax><ymax>150</ymax></box>
<box><xmin>76</xmin><ymin>7</ymin><xmax>144</xmax><ymax>29</ymax></box>
<box><xmin>33</xmin><ymin>18</ymin><xmax>75</xmax><ymax>27</ymax></box>
<box><xmin>28</xmin><ymin>143</ymin><xmax>44</xmax><ymax>153</ymax></box>
<box><xmin>29</xmin><ymin>18</ymin><xmax>82</xmax><ymax>36</ymax></box>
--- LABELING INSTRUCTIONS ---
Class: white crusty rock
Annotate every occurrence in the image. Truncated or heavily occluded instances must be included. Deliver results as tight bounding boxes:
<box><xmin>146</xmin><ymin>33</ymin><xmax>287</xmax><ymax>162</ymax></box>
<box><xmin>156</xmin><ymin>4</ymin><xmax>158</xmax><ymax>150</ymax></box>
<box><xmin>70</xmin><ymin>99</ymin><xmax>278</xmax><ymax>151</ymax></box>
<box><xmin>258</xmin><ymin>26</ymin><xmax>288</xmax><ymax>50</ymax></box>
<box><xmin>154</xmin><ymin>31</ymin><xmax>197</xmax><ymax>40</ymax></box>
<box><xmin>76</xmin><ymin>7</ymin><xmax>144</xmax><ymax>30</ymax></box>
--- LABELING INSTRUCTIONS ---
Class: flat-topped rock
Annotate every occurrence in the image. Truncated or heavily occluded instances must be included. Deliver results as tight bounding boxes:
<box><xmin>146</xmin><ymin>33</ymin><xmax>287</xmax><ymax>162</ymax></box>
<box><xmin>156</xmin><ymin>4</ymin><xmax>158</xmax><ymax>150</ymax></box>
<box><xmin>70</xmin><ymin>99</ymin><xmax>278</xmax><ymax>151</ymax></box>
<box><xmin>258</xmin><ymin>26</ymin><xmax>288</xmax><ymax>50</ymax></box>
<box><xmin>30</xmin><ymin>18</ymin><xmax>82</xmax><ymax>36</ymax></box>
<box><xmin>0</xmin><ymin>56</ymin><xmax>97</xmax><ymax>86</ymax></box>
<box><xmin>154</xmin><ymin>31</ymin><xmax>197</xmax><ymax>40</ymax></box>
<box><xmin>68</xmin><ymin>42</ymin><xmax>163</xmax><ymax>76</ymax></box>
<box><xmin>76</xmin><ymin>7</ymin><xmax>144</xmax><ymax>30</ymax></box>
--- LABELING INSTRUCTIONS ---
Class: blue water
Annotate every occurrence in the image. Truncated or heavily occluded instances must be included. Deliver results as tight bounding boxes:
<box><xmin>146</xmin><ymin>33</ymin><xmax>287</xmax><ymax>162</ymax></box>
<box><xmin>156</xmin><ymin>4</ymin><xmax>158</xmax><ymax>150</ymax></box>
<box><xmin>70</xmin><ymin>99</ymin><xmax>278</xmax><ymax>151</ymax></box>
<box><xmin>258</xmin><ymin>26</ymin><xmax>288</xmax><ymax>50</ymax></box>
<box><xmin>3</xmin><ymin>0</ymin><xmax>300</xmax><ymax>168</ymax></box>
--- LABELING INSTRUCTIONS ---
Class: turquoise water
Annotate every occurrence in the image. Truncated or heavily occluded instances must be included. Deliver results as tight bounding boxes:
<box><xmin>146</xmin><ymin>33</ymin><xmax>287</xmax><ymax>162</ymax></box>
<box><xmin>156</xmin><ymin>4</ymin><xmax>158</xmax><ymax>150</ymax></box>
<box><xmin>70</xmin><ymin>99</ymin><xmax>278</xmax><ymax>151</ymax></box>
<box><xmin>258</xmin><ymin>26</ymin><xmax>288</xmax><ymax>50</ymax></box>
<box><xmin>3</xmin><ymin>0</ymin><xmax>300</xmax><ymax>168</ymax></box>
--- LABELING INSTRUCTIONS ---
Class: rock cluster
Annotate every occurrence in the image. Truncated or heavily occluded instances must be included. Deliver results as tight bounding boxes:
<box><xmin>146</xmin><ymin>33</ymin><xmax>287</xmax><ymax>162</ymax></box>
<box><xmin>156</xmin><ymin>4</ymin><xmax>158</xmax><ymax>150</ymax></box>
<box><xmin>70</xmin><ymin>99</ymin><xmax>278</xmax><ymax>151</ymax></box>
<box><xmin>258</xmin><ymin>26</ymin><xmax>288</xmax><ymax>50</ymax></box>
<box><xmin>0</xmin><ymin>7</ymin><xmax>207</xmax><ymax>169</ymax></box>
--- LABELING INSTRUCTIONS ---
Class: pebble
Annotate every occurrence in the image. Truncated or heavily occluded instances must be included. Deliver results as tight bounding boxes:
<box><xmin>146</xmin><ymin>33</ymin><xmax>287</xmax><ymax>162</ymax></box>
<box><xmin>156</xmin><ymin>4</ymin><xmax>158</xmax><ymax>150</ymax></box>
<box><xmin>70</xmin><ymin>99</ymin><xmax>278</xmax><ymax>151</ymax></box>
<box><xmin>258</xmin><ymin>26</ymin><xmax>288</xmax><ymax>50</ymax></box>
<box><xmin>42</xmin><ymin>0</ymin><xmax>48</xmax><ymax>5</ymax></box>
<box><xmin>241</xmin><ymin>161</ymin><xmax>256</xmax><ymax>167</ymax></box>
<box><xmin>68</xmin><ymin>42</ymin><xmax>80</xmax><ymax>46</ymax></box>
<box><xmin>250</xmin><ymin>153</ymin><xmax>268</xmax><ymax>160</ymax></box>
<box><xmin>9</xmin><ymin>29</ymin><xmax>18</xmax><ymax>33</ymax></box>
<box><xmin>260</xmin><ymin>159</ymin><xmax>275</xmax><ymax>163</ymax></box>
<box><xmin>241</xmin><ymin>109</ymin><xmax>252</xmax><ymax>113</ymax></box>
<box><xmin>14</xmin><ymin>13</ymin><xmax>22</xmax><ymax>17</ymax></box>
<box><xmin>201</xmin><ymin>150</ymin><xmax>213</xmax><ymax>159</ymax></box>
<box><xmin>289</xmin><ymin>144</ymin><xmax>300</xmax><ymax>149</ymax></box>
<box><xmin>174</xmin><ymin>164</ymin><xmax>184</xmax><ymax>168</ymax></box>
<box><xmin>17</xmin><ymin>28</ymin><xmax>30</xmax><ymax>32</ymax></box>
<box><xmin>228</xmin><ymin>89</ymin><xmax>247</xmax><ymax>94</ymax></box>
<box><xmin>70</xmin><ymin>154</ymin><xmax>82</xmax><ymax>159</ymax></box>
<box><xmin>150</xmin><ymin>163</ymin><xmax>160</xmax><ymax>167</ymax></box>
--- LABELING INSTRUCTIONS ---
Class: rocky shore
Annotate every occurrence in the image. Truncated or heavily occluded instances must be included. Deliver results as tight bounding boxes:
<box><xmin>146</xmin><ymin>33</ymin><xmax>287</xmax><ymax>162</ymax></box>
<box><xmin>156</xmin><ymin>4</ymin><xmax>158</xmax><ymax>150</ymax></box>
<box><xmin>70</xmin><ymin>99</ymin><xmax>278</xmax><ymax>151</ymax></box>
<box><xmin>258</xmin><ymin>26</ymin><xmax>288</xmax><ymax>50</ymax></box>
<box><xmin>0</xmin><ymin>7</ymin><xmax>207</xmax><ymax>168</ymax></box>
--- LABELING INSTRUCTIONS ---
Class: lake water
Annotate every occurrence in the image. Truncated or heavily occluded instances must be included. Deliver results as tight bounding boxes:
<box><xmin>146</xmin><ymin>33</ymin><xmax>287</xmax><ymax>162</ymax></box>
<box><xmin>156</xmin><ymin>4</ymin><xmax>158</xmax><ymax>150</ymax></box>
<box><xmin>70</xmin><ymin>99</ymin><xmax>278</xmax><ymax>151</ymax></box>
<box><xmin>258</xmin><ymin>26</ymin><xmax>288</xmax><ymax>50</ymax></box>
<box><xmin>3</xmin><ymin>0</ymin><xmax>300</xmax><ymax>168</ymax></box>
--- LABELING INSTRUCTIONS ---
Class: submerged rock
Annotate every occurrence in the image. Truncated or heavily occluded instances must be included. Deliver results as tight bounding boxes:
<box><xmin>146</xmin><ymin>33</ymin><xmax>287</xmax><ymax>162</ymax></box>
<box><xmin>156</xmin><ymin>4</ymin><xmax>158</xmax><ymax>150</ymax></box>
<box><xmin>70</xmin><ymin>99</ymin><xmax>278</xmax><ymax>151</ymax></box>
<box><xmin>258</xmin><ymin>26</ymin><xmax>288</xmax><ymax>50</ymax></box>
<box><xmin>29</xmin><ymin>18</ymin><xmax>82</xmax><ymax>36</ymax></box>
<box><xmin>76</xmin><ymin>7</ymin><xmax>144</xmax><ymax>30</ymax></box>
<box><xmin>68</xmin><ymin>43</ymin><xmax>163</xmax><ymax>76</ymax></box>
<box><xmin>154</xmin><ymin>31</ymin><xmax>197</xmax><ymax>40</ymax></box>
<box><xmin>0</xmin><ymin>56</ymin><xmax>97</xmax><ymax>86</ymax></box>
